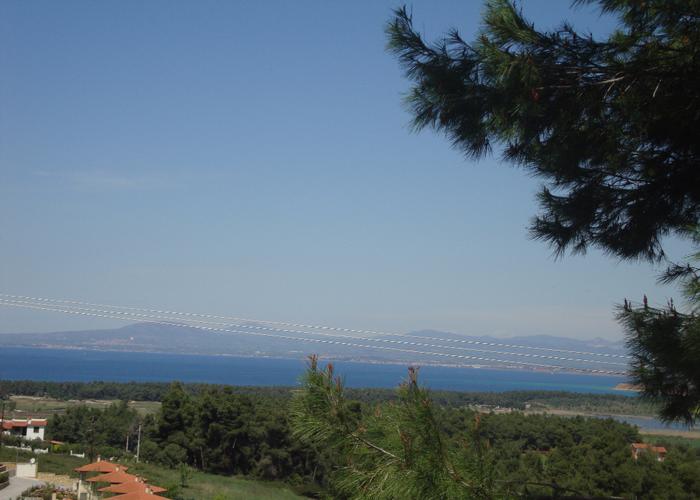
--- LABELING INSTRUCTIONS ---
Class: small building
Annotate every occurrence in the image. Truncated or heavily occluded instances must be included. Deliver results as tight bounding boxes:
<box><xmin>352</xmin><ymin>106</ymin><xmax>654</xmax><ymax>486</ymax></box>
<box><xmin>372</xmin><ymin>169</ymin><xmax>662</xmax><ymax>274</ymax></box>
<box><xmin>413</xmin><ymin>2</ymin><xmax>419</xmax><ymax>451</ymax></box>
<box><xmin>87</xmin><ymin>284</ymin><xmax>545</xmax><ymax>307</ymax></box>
<box><xmin>0</xmin><ymin>417</ymin><xmax>47</xmax><ymax>441</ymax></box>
<box><xmin>631</xmin><ymin>443</ymin><xmax>667</xmax><ymax>462</ymax></box>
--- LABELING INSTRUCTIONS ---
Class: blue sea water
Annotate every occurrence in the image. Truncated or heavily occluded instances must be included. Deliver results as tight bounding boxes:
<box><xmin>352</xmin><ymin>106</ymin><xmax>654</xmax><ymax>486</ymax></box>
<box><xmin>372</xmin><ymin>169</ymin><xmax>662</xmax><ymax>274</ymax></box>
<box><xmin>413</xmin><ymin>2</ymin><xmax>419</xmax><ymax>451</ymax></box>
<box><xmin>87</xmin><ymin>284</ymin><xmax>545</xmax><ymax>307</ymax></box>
<box><xmin>0</xmin><ymin>346</ymin><xmax>626</xmax><ymax>393</ymax></box>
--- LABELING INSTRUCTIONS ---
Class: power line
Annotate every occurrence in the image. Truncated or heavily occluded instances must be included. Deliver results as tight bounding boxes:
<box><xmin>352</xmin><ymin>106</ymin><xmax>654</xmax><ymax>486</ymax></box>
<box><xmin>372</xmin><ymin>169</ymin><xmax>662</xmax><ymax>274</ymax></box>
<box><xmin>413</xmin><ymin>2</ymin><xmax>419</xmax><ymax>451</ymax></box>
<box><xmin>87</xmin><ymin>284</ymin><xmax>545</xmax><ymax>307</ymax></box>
<box><xmin>0</xmin><ymin>293</ymin><xmax>632</xmax><ymax>359</ymax></box>
<box><xmin>0</xmin><ymin>300</ymin><xmax>627</xmax><ymax>376</ymax></box>
<box><xmin>0</xmin><ymin>298</ymin><xmax>628</xmax><ymax>367</ymax></box>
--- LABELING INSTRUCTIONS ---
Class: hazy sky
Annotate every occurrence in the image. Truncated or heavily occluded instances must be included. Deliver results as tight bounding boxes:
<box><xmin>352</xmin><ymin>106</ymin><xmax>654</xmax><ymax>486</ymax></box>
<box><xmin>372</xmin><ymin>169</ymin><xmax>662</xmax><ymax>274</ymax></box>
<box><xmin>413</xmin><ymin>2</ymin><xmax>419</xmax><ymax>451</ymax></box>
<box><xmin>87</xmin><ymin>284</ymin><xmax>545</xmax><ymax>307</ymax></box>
<box><xmin>0</xmin><ymin>1</ymin><xmax>689</xmax><ymax>339</ymax></box>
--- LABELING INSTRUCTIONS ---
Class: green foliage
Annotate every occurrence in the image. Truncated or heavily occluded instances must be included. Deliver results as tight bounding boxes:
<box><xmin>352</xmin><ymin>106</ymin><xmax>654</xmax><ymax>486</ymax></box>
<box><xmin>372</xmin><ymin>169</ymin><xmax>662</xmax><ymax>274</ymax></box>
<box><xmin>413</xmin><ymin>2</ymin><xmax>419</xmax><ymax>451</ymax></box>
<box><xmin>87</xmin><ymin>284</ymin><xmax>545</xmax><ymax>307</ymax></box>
<box><xmin>127</xmin><ymin>456</ymin><xmax>304</xmax><ymax>500</ymax></box>
<box><xmin>179</xmin><ymin>462</ymin><xmax>192</xmax><ymax>487</ymax></box>
<box><xmin>48</xmin><ymin>400</ymin><xmax>139</xmax><ymax>456</ymax></box>
<box><xmin>618</xmin><ymin>291</ymin><xmax>700</xmax><ymax>424</ymax></box>
<box><xmin>387</xmin><ymin>0</ymin><xmax>700</xmax><ymax>426</ymax></box>
<box><xmin>292</xmin><ymin>360</ymin><xmax>700</xmax><ymax>499</ymax></box>
<box><xmin>6</xmin><ymin>376</ymin><xmax>700</xmax><ymax>497</ymax></box>
<box><xmin>0</xmin><ymin>378</ymin><xmax>661</xmax><ymax>415</ymax></box>
<box><xmin>644</xmin><ymin>434</ymin><xmax>700</xmax><ymax>449</ymax></box>
<box><xmin>0</xmin><ymin>380</ymin><xmax>174</xmax><ymax>401</ymax></box>
<box><xmin>614</xmin><ymin>228</ymin><xmax>700</xmax><ymax>424</ymax></box>
<box><xmin>291</xmin><ymin>357</ymin><xmax>500</xmax><ymax>499</ymax></box>
<box><xmin>20</xmin><ymin>485</ymin><xmax>75</xmax><ymax>500</ymax></box>
<box><xmin>0</xmin><ymin>399</ymin><xmax>16</xmax><ymax>413</ymax></box>
<box><xmin>0</xmin><ymin>379</ymin><xmax>295</xmax><ymax>402</ymax></box>
<box><xmin>619</xmin><ymin>302</ymin><xmax>700</xmax><ymax>424</ymax></box>
<box><xmin>140</xmin><ymin>382</ymin><xmax>322</xmax><ymax>485</ymax></box>
<box><xmin>387</xmin><ymin>0</ymin><xmax>700</xmax><ymax>262</ymax></box>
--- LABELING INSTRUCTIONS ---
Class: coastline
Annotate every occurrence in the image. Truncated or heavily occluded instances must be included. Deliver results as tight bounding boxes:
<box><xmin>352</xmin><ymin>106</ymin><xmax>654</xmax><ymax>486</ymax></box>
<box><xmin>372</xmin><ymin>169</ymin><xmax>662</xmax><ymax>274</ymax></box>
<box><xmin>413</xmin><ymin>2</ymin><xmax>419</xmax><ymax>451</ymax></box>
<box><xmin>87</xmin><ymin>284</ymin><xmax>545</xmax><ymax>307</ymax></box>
<box><xmin>0</xmin><ymin>343</ymin><xmax>627</xmax><ymax>378</ymax></box>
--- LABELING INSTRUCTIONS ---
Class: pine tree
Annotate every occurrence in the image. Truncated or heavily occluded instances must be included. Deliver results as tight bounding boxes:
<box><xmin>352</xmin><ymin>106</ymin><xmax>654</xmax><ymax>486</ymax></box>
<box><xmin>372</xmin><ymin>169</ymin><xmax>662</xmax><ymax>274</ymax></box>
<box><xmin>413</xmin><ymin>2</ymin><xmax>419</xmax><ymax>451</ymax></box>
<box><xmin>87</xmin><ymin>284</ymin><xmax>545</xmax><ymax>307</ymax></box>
<box><xmin>290</xmin><ymin>356</ymin><xmax>502</xmax><ymax>499</ymax></box>
<box><xmin>618</xmin><ymin>232</ymin><xmax>700</xmax><ymax>424</ymax></box>
<box><xmin>387</xmin><ymin>0</ymin><xmax>700</xmax><ymax>261</ymax></box>
<box><xmin>386</xmin><ymin>0</ymin><xmax>700</xmax><ymax>422</ymax></box>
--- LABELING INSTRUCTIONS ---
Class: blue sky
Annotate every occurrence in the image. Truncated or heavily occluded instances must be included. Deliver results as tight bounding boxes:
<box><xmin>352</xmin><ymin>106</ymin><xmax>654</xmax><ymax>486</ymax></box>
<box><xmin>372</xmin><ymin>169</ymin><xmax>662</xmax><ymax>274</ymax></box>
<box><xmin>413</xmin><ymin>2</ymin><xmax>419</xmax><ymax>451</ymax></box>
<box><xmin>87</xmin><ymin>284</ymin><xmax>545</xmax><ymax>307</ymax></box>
<box><xmin>0</xmin><ymin>1</ymin><xmax>689</xmax><ymax>338</ymax></box>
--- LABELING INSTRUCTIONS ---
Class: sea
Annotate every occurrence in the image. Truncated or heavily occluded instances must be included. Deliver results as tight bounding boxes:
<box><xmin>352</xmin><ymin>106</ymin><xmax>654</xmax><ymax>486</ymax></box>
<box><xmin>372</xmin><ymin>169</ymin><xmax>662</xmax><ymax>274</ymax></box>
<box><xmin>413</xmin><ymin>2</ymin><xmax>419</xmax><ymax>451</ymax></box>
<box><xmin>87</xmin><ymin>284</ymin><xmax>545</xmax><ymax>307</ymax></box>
<box><xmin>0</xmin><ymin>347</ymin><xmax>625</xmax><ymax>393</ymax></box>
<box><xmin>0</xmin><ymin>347</ymin><xmax>690</xmax><ymax>431</ymax></box>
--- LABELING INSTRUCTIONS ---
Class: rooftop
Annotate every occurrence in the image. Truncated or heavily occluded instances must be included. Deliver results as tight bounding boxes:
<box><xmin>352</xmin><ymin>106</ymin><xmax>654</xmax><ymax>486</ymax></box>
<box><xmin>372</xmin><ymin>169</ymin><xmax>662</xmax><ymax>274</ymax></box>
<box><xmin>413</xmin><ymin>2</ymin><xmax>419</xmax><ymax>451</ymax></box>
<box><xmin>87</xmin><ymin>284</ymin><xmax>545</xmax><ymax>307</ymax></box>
<box><xmin>87</xmin><ymin>470</ymin><xmax>140</xmax><ymax>484</ymax></box>
<box><xmin>100</xmin><ymin>481</ymin><xmax>167</xmax><ymax>494</ymax></box>
<box><xmin>110</xmin><ymin>491</ymin><xmax>172</xmax><ymax>500</ymax></box>
<box><xmin>0</xmin><ymin>418</ymin><xmax>48</xmax><ymax>429</ymax></box>
<box><xmin>75</xmin><ymin>460</ymin><xmax>129</xmax><ymax>473</ymax></box>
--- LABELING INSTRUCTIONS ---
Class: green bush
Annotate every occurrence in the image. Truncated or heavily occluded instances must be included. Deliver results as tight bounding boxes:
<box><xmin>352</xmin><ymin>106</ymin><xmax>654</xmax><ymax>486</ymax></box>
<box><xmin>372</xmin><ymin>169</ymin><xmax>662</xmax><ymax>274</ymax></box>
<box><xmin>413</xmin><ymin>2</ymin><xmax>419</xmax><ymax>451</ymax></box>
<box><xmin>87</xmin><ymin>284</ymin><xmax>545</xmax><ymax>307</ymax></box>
<box><xmin>0</xmin><ymin>471</ymin><xmax>9</xmax><ymax>490</ymax></box>
<box><xmin>20</xmin><ymin>484</ymin><xmax>75</xmax><ymax>500</ymax></box>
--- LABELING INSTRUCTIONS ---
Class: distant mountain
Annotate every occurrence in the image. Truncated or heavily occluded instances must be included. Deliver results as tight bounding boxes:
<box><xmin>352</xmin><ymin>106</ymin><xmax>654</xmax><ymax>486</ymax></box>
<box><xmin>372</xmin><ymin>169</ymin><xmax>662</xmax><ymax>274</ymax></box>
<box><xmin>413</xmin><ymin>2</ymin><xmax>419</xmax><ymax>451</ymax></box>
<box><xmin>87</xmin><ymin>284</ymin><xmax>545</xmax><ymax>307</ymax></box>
<box><xmin>0</xmin><ymin>323</ymin><xmax>628</xmax><ymax>372</ymax></box>
<box><xmin>408</xmin><ymin>329</ymin><xmax>624</xmax><ymax>351</ymax></box>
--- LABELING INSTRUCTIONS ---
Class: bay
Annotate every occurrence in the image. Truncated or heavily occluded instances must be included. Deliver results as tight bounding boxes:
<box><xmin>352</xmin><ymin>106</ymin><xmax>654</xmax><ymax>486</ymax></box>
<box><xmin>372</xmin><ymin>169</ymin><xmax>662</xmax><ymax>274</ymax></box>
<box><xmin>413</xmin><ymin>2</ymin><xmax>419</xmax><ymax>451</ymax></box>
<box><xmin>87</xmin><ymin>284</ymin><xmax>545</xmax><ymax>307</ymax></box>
<box><xmin>0</xmin><ymin>346</ymin><xmax>625</xmax><ymax>393</ymax></box>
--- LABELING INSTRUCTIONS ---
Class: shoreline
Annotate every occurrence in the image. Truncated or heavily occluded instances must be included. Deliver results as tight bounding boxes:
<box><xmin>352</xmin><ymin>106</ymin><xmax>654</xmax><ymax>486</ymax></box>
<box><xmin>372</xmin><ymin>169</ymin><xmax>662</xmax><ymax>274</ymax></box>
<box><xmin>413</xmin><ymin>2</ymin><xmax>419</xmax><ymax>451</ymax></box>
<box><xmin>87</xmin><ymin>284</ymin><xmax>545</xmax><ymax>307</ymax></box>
<box><xmin>0</xmin><ymin>344</ymin><xmax>627</xmax><ymax>378</ymax></box>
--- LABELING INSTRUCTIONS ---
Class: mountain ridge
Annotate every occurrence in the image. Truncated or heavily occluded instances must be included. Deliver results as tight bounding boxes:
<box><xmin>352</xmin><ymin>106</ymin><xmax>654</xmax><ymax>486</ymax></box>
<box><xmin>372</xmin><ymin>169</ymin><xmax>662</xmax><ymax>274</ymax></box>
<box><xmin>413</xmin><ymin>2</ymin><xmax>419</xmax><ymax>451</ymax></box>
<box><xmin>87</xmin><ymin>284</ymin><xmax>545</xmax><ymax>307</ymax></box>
<box><xmin>0</xmin><ymin>323</ymin><xmax>627</xmax><ymax>372</ymax></box>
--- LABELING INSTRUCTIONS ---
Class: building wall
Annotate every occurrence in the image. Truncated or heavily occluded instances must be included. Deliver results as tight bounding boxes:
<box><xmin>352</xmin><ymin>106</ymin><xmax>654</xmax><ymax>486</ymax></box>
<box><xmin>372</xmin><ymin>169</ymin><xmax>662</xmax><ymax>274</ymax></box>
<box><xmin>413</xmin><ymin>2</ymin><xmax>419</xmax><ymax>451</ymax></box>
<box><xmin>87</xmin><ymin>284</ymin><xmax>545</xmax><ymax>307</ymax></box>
<box><xmin>1</xmin><ymin>423</ymin><xmax>46</xmax><ymax>441</ymax></box>
<box><xmin>26</xmin><ymin>425</ymin><xmax>45</xmax><ymax>441</ymax></box>
<box><xmin>16</xmin><ymin>463</ymin><xmax>38</xmax><ymax>478</ymax></box>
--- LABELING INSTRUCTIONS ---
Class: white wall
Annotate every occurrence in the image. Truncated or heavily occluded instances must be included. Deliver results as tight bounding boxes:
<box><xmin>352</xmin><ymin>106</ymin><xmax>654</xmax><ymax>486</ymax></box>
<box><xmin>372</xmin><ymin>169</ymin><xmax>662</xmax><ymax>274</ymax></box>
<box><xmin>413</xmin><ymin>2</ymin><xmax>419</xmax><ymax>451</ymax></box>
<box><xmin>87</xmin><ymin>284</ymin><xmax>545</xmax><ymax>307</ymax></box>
<box><xmin>16</xmin><ymin>463</ymin><xmax>38</xmax><ymax>478</ymax></box>
<box><xmin>1</xmin><ymin>424</ymin><xmax>46</xmax><ymax>441</ymax></box>
<box><xmin>26</xmin><ymin>425</ymin><xmax>45</xmax><ymax>441</ymax></box>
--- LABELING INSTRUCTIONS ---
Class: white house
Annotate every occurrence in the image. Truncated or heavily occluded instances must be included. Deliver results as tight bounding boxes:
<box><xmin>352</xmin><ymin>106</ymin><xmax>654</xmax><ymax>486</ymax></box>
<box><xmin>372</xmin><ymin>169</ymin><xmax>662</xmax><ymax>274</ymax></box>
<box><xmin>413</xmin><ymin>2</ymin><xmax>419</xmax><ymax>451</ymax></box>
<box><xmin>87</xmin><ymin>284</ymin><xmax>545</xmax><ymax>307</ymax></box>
<box><xmin>1</xmin><ymin>417</ymin><xmax>47</xmax><ymax>441</ymax></box>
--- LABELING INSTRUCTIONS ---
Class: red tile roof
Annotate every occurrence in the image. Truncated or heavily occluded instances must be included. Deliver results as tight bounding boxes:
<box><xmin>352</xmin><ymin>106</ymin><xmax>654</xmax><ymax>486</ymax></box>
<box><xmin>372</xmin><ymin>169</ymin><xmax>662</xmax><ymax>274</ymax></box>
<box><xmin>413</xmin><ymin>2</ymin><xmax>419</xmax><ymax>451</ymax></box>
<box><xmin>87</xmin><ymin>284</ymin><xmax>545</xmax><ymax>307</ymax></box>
<box><xmin>87</xmin><ymin>470</ymin><xmax>139</xmax><ymax>483</ymax></box>
<box><xmin>75</xmin><ymin>460</ymin><xmax>128</xmax><ymax>473</ymax></box>
<box><xmin>0</xmin><ymin>418</ymin><xmax>47</xmax><ymax>429</ymax></box>
<box><xmin>631</xmin><ymin>443</ymin><xmax>668</xmax><ymax>458</ymax></box>
<box><xmin>99</xmin><ymin>481</ymin><xmax>167</xmax><ymax>494</ymax></box>
<box><xmin>110</xmin><ymin>491</ymin><xmax>171</xmax><ymax>500</ymax></box>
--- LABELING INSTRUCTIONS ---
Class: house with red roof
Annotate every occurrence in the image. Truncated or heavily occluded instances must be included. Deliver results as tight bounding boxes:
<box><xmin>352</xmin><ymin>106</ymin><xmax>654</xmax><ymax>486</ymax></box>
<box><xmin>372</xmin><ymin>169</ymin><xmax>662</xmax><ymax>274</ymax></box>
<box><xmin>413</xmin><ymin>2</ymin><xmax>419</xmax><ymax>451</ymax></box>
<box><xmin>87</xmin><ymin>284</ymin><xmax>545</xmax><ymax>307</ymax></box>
<box><xmin>0</xmin><ymin>417</ymin><xmax>47</xmax><ymax>441</ymax></box>
<box><xmin>631</xmin><ymin>442</ymin><xmax>668</xmax><ymax>462</ymax></box>
<box><xmin>74</xmin><ymin>458</ymin><xmax>167</xmax><ymax>500</ymax></box>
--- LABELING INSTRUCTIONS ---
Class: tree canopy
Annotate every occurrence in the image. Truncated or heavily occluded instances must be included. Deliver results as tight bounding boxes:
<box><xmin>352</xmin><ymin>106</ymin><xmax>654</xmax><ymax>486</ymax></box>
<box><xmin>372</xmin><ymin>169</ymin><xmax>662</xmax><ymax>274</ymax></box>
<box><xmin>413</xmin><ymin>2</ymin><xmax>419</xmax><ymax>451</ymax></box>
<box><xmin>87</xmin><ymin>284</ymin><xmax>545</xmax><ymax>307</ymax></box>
<box><xmin>618</xmin><ymin>236</ymin><xmax>700</xmax><ymax>424</ymax></box>
<box><xmin>387</xmin><ymin>0</ymin><xmax>700</xmax><ymax>261</ymax></box>
<box><xmin>290</xmin><ymin>358</ymin><xmax>700</xmax><ymax>499</ymax></box>
<box><xmin>387</xmin><ymin>0</ymin><xmax>700</xmax><ymax>423</ymax></box>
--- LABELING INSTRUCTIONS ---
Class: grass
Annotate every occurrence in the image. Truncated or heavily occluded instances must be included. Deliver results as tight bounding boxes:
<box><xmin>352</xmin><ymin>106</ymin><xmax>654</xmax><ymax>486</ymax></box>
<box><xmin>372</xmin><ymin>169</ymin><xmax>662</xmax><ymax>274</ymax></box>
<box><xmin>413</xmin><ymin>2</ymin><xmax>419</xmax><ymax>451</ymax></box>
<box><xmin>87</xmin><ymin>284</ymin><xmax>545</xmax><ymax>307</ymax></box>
<box><xmin>0</xmin><ymin>448</ymin><xmax>305</xmax><ymax>499</ymax></box>
<box><xmin>0</xmin><ymin>447</ymin><xmax>90</xmax><ymax>477</ymax></box>
<box><xmin>0</xmin><ymin>446</ymin><xmax>35</xmax><ymax>464</ymax></box>
<box><xmin>127</xmin><ymin>462</ymin><xmax>305</xmax><ymax>499</ymax></box>
<box><xmin>9</xmin><ymin>395</ymin><xmax>161</xmax><ymax>417</ymax></box>
<box><xmin>642</xmin><ymin>434</ymin><xmax>700</xmax><ymax>449</ymax></box>
<box><xmin>39</xmin><ymin>453</ymin><xmax>90</xmax><ymax>476</ymax></box>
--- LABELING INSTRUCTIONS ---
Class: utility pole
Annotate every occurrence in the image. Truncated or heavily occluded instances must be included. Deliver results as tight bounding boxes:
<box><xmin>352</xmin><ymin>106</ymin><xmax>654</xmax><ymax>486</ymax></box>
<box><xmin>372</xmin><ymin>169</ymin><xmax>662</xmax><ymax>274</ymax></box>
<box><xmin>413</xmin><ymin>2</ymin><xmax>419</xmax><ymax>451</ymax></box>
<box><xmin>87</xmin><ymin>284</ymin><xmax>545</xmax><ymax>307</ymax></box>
<box><xmin>0</xmin><ymin>400</ymin><xmax>5</xmax><ymax>452</ymax></box>
<box><xmin>135</xmin><ymin>424</ymin><xmax>142</xmax><ymax>463</ymax></box>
